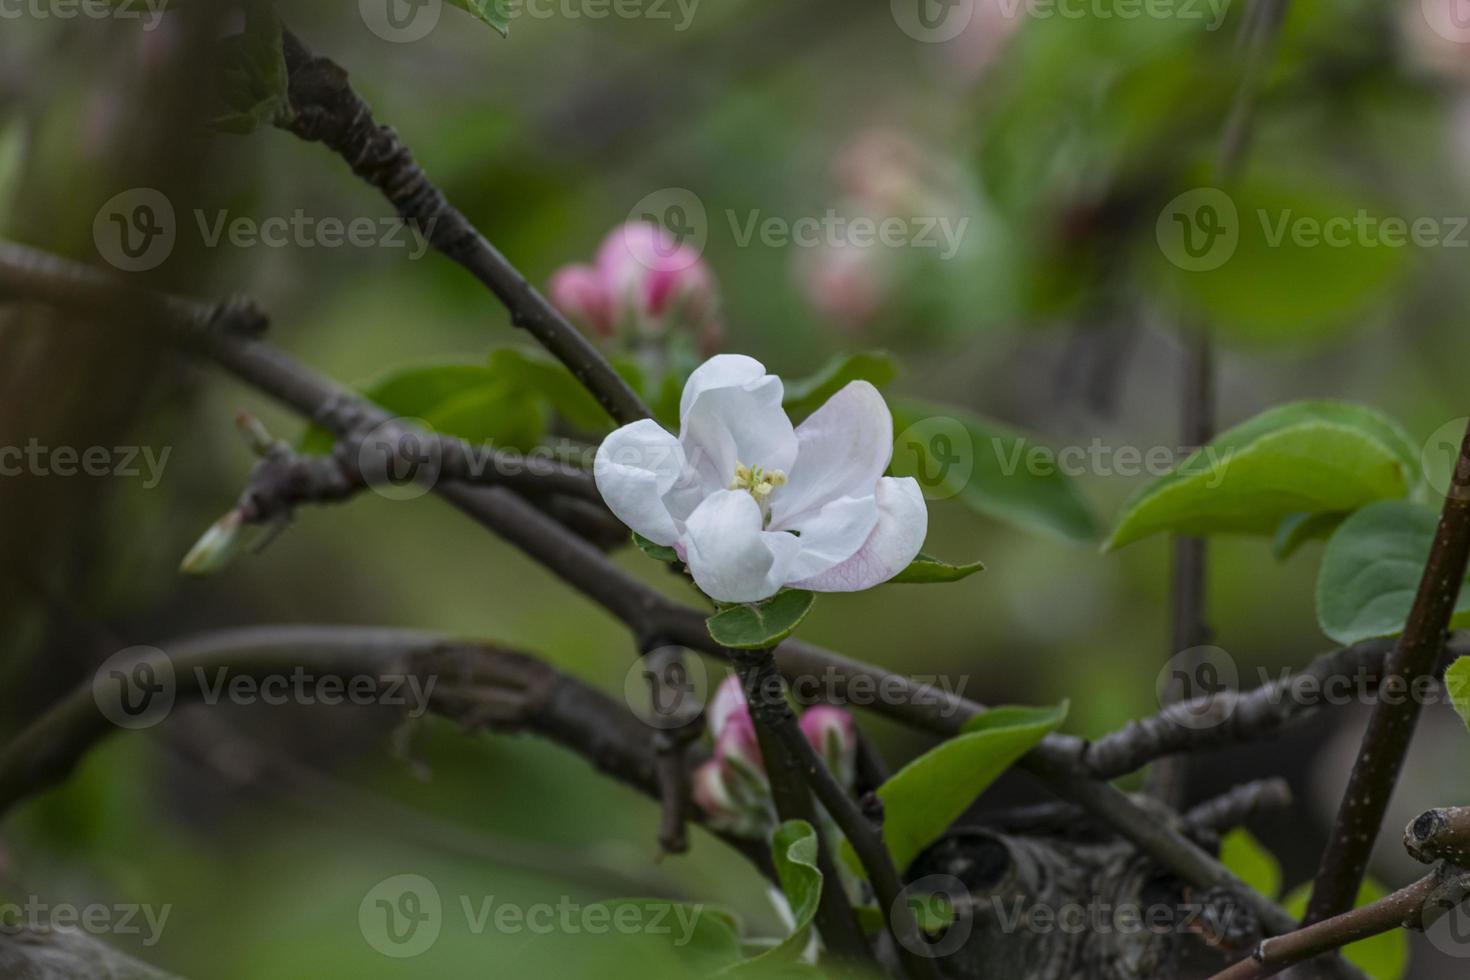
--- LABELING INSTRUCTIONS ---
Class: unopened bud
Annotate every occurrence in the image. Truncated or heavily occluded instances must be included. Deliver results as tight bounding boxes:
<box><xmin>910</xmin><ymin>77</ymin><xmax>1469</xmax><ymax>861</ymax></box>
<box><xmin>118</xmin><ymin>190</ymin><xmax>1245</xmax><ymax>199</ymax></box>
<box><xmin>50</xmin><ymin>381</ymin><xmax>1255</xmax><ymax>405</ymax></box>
<box><xmin>179</xmin><ymin>510</ymin><xmax>246</xmax><ymax>575</ymax></box>
<box><xmin>799</xmin><ymin>705</ymin><xmax>858</xmax><ymax>790</ymax></box>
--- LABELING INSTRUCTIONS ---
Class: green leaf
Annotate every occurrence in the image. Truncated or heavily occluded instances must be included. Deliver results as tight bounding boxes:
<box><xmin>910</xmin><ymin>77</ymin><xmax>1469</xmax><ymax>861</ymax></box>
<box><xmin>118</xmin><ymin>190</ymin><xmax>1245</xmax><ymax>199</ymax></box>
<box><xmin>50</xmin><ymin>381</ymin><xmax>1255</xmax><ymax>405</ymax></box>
<box><xmin>487</xmin><ymin>348</ymin><xmax>612</xmax><ymax>433</ymax></box>
<box><xmin>632</xmin><ymin>533</ymin><xmax>678</xmax><ymax>563</ymax></box>
<box><xmin>721</xmin><ymin>821</ymin><xmax>822</xmax><ymax>976</ymax></box>
<box><xmin>889</xmin><ymin>553</ymin><xmax>985</xmax><ymax>584</ymax></box>
<box><xmin>448</xmin><ymin>0</ymin><xmax>511</xmax><ymax>35</ymax></box>
<box><xmin>1272</xmin><ymin>511</ymin><xmax>1348</xmax><ymax>561</ymax></box>
<box><xmin>706</xmin><ymin>591</ymin><xmax>816</xmax><ymax>650</ymax></box>
<box><xmin>0</xmin><ymin>114</ymin><xmax>26</xmax><ymax>234</ymax></box>
<box><xmin>1284</xmin><ymin>881</ymin><xmax>1408</xmax><ymax>980</ymax></box>
<box><xmin>212</xmin><ymin>1</ymin><xmax>291</xmax><ymax>135</ymax></box>
<box><xmin>1106</xmin><ymin>401</ymin><xmax>1419</xmax><ymax>551</ymax></box>
<box><xmin>299</xmin><ymin>361</ymin><xmax>549</xmax><ymax>455</ymax></box>
<box><xmin>1446</xmin><ymin>658</ymin><xmax>1470</xmax><ymax>733</ymax></box>
<box><xmin>1218</xmin><ymin>829</ymin><xmax>1281</xmax><ymax>901</ymax></box>
<box><xmin>855</xmin><ymin>703</ymin><xmax>1068</xmax><ymax>875</ymax></box>
<box><xmin>1315</xmin><ymin>500</ymin><xmax>1470</xmax><ymax>646</ymax></box>
<box><xmin>782</xmin><ymin>351</ymin><xmax>898</xmax><ymax>421</ymax></box>
<box><xmin>891</xmin><ymin>400</ymin><xmax>1100</xmax><ymax>543</ymax></box>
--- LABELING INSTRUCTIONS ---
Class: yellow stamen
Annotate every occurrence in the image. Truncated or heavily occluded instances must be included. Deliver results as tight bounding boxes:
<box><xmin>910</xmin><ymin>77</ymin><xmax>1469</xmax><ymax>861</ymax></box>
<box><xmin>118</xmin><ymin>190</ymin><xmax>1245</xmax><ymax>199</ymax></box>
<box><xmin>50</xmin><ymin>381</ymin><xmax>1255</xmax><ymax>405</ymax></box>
<box><xmin>730</xmin><ymin>460</ymin><xmax>787</xmax><ymax>504</ymax></box>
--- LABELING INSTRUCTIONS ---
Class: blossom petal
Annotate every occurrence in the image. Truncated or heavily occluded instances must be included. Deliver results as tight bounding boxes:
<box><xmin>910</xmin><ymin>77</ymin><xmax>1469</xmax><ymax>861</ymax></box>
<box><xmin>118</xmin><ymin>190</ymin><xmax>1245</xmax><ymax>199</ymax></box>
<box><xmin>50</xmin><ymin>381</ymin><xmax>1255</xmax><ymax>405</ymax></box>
<box><xmin>791</xmin><ymin>477</ymin><xmax>926</xmax><ymax>593</ymax></box>
<box><xmin>770</xmin><ymin>381</ymin><xmax>893</xmax><ymax>529</ymax></box>
<box><xmin>683</xmin><ymin>490</ymin><xmax>802</xmax><ymax>603</ymax></box>
<box><xmin>783</xmin><ymin>494</ymin><xmax>880</xmax><ymax>582</ymax></box>
<box><xmin>707</xmin><ymin>674</ymin><xmax>747</xmax><ymax>740</ymax></box>
<box><xmin>679</xmin><ymin>354</ymin><xmax>768</xmax><ymax>425</ymax></box>
<box><xmin>593</xmin><ymin>419</ymin><xmax>687</xmax><ymax>546</ymax></box>
<box><xmin>681</xmin><ymin>375</ymin><xmax>796</xmax><ymax>495</ymax></box>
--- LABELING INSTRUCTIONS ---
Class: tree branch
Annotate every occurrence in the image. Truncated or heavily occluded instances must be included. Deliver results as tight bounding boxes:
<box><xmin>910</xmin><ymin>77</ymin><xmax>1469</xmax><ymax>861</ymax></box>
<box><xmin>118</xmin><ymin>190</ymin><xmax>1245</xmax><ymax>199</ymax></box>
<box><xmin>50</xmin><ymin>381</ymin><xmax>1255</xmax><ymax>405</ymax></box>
<box><xmin>1405</xmin><ymin>805</ymin><xmax>1470</xmax><ymax>866</ymax></box>
<box><xmin>1304</xmin><ymin>422</ymin><xmax>1470</xmax><ymax>923</ymax></box>
<box><xmin>277</xmin><ymin>29</ymin><xmax>649</xmax><ymax>428</ymax></box>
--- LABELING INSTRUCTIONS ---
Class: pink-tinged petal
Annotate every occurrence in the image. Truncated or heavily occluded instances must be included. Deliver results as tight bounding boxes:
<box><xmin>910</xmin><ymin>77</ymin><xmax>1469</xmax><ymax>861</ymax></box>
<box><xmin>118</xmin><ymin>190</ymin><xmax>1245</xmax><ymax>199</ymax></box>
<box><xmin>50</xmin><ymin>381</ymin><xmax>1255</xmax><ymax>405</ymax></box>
<box><xmin>692</xmin><ymin>758</ymin><xmax>737</xmax><ymax>819</ymax></box>
<box><xmin>681</xmin><ymin>380</ymin><xmax>797</xmax><ymax>491</ymax></box>
<box><xmin>593</xmin><ymin>420</ymin><xmax>688</xmax><ymax>546</ymax></box>
<box><xmin>800</xmin><ymin>706</ymin><xmax>858</xmax><ymax>789</ymax></box>
<box><xmin>548</xmin><ymin>263</ymin><xmax>613</xmax><ymax>337</ymax></box>
<box><xmin>770</xmin><ymin>381</ymin><xmax>893</xmax><ymax>529</ymax></box>
<box><xmin>715</xmin><ymin>710</ymin><xmax>765</xmax><ymax>776</ymax></box>
<box><xmin>682</xmin><ymin>490</ymin><xmax>802</xmax><ymax>603</ymax></box>
<box><xmin>707</xmin><ymin>674</ymin><xmax>747</xmax><ymax>740</ymax></box>
<box><xmin>791</xmin><ymin>477</ymin><xmax>926</xmax><ymax>593</ymax></box>
<box><xmin>781</xmin><ymin>494</ymin><xmax>880</xmax><ymax>583</ymax></box>
<box><xmin>678</xmin><ymin>354</ymin><xmax>767</xmax><ymax>426</ymax></box>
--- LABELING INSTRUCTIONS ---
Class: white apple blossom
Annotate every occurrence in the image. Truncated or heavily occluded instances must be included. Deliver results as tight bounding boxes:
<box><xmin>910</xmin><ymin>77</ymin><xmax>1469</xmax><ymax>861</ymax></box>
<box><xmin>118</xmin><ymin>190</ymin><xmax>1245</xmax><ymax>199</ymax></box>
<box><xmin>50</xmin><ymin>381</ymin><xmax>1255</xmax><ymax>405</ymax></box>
<box><xmin>594</xmin><ymin>354</ymin><xmax>927</xmax><ymax>603</ymax></box>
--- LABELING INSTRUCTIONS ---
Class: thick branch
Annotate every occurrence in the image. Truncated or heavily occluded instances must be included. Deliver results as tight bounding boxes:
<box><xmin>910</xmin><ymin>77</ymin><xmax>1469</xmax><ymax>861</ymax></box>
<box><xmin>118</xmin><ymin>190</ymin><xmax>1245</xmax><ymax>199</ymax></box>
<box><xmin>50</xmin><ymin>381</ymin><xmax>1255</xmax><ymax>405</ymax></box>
<box><xmin>277</xmin><ymin>29</ymin><xmax>649</xmax><ymax>427</ymax></box>
<box><xmin>1405</xmin><ymin>806</ymin><xmax>1470</xmax><ymax>866</ymax></box>
<box><xmin>1305</xmin><ymin>423</ymin><xmax>1470</xmax><ymax>922</ymax></box>
<box><xmin>1207</xmin><ymin>869</ymin><xmax>1459</xmax><ymax>980</ymax></box>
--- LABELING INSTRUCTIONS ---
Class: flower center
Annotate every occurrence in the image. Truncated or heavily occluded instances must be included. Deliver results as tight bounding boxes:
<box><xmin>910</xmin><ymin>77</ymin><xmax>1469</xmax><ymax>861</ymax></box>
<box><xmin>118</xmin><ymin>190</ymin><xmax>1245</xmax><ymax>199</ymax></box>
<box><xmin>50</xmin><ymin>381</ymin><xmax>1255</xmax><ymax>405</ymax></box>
<box><xmin>730</xmin><ymin>461</ymin><xmax>787</xmax><ymax>505</ymax></box>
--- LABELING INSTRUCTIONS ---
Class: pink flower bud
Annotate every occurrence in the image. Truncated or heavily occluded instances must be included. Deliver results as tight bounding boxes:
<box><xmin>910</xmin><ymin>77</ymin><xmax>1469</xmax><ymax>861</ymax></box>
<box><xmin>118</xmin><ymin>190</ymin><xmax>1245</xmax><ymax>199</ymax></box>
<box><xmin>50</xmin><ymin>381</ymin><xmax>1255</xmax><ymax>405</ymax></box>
<box><xmin>706</xmin><ymin>674</ymin><xmax>747</xmax><ymax>740</ymax></box>
<box><xmin>548</xmin><ymin>263</ymin><xmax>614</xmax><ymax>337</ymax></box>
<box><xmin>797</xmin><ymin>243</ymin><xmax>892</xmax><ymax>329</ymax></box>
<box><xmin>716</xmin><ymin>709</ymin><xmax>766</xmax><ymax>783</ymax></box>
<box><xmin>596</xmin><ymin>221</ymin><xmax>717</xmax><ymax>337</ymax></box>
<box><xmin>692</xmin><ymin>758</ymin><xmax>772</xmax><ymax>838</ymax></box>
<box><xmin>800</xmin><ymin>706</ymin><xmax>858</xmax><ymax>789</ymax></box>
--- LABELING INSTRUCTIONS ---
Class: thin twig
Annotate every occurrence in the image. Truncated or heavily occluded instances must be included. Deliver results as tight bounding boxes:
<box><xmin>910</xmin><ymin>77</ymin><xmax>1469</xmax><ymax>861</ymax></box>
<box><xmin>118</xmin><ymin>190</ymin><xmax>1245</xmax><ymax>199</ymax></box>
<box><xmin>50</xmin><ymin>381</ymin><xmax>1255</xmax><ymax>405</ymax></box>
<box><xmin>278</xmin><ymin>29</ymin><xmax>649</xmax><ymax>427</ymax></box>
<box><xmin>1304</xmin><ymin>423</ymin><xmax>1470</xmax><ymax>922</ymax></box>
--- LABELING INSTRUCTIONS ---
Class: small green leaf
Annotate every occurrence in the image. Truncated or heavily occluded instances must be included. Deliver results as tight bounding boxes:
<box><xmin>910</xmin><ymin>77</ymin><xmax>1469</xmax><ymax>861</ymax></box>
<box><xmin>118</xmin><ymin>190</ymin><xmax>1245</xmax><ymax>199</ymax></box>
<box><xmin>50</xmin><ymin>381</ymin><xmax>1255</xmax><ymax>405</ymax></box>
<box><xmin>299</xmin><ymin>361</ymin><xmax>548</xmax><ymax>455</ymax></box>
<box><xmin>853</xmin><ymin>703</ymin><xmax>1068</xmax><ymax>875</ymax></box>
<box><xmin>632</xmin><ymin>533</ymin><xmax>678</xmax><ymax>563</ymax></box>
<box><xmin>782</xmin><ymin>351</ymin><xmax>898</xmax><ymax>421</ymax></box>
<box><xmin>891</xmin><ymin>400</ymin><xmax>1100</xmax><ymax>543</ymax></box>
<box><xmin>448</xmin><ymin>0</ymin><xmax>511</xmax><ymax>35</ymax></box>
<box><xmin>1218</xmin><ymin>829</ymin><xmax>1281</xmax><ymax>901</ymax></box>
<box><xmin>212</xmin><ymin>1</ymin><xmax>291</xmax><ymax>135</ymax></box>
<box><xmin>487</xmin><ymin>348</ymin><xmax>612</xmax><ymax>433</ymax></box>
<box><xmin>1315</xmin><ymin>500</ymin><xmax>1470</xmax><ymax>646</ymax></box>
<box><xmin>707</xmin><ymin>591</ymin><xmax>816</xmax><ymax>650</ymax></box>
<box><xmin>1446</xmin><ymin>658</ymin><xmax>1470</xmax><ymax>733</ymax></box>
<box><xmin>1107</xmin><ymin>401</ymin><xmax>1418</xmax><ymax>551</ymax></box>
<box><xmin>514</xmin><ymin>898</ymin><xmax>744</xmax><ymax>977</ymax></box>
<box><xmin>890</xmin><ymin>553</ymin><xmax>985</xmax><ymax>584</ymax></box>
<box><xmin>1272</xmin><ymin>511</ymin><xmax>1347</xmax><ymax>561</ymax></box>
<box><xmin>722</xmin><ymin>821</ymin><xmax>823</xmax><ymax>975</ymax></box>
<box><xmin>1283</xmin><ymin>881</ymin><xmax>1407</xmax><ymax>980</ymax></box>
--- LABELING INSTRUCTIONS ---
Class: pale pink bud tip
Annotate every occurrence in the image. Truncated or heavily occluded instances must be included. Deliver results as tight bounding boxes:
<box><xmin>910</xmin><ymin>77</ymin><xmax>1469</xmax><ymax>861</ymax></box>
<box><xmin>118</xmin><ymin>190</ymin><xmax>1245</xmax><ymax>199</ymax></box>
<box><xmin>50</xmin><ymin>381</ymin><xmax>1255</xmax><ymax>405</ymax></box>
<box><xmin>800</xmin><ymin>705</ymin><xmax>858</xmax><ymax>788</ymax></box>
<box><xmin>706</xmin><ymin>674</ymin><xmax>747</xmax><ymax>739</ymax></box>
<box><xmin>548</xmin><ymin>263</ymin><xmax>614</xmax><ymax>337</ymax></box>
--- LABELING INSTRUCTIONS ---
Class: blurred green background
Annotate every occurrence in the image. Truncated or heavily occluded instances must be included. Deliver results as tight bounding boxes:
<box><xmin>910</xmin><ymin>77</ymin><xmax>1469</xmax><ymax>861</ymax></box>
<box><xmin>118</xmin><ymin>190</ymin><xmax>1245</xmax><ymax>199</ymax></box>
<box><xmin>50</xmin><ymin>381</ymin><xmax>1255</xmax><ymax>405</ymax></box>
<box><xmin>3</xmin><ymin>0</ymin><xmax>1470</xmax><ymax>975</ymax></box>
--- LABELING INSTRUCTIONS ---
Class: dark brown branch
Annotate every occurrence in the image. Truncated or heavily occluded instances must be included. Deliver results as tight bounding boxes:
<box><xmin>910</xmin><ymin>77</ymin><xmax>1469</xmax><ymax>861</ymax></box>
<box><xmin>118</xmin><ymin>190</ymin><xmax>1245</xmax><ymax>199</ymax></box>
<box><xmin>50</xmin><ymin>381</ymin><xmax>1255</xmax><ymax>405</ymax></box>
<box><xmin>0</xmin><ymin>241</ymin><xmax>1310</xmax><ymax>947</ymax></box>
<box><xmin>1304</xmin><ymin>422</ymin><xmax>1470</xmax><ymax>923</ymax></box>
<box><xmin>1185</xmin><ymin>779</ymin><xmax>1293</xmax><ymax>836</ymax></box>
<box><xmin>1078</xmin><ymin>634</ymin><xmax>1469</xmax><ymax>781</ymax></box>
<box><xmin>1207</xmin><ymin>869</ymin><xmax>1460</xmax><ymax>980</ymax></box>
<box><xmin>729</xmin><ymin>647</ymin><xmax>940</xmax><ymax>980</ymax></box>
<box><xmin>277</xmin><ymin>29</ymin><xmax>649</xmax><ymax>428</ymax></box>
